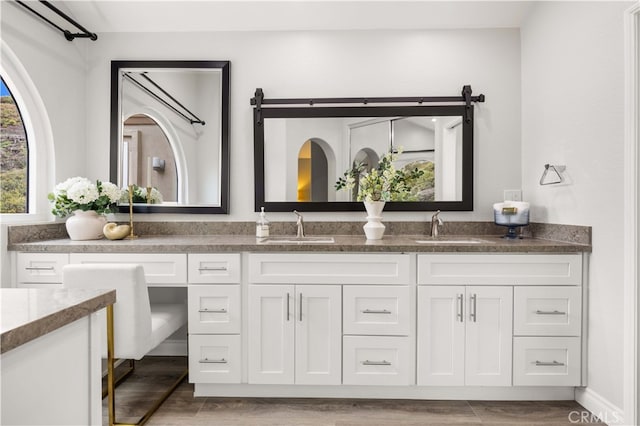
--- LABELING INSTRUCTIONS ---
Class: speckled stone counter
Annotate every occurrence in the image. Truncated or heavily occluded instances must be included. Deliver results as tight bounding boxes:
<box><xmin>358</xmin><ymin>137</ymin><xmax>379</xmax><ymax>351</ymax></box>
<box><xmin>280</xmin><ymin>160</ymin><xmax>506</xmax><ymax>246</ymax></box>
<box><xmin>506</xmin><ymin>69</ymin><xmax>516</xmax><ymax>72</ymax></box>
<box><xmin>0</xmin><ymin>288</ymin><xmax>116</xmax><ymax>354</ymax></box>
<box><xmin>8</xmin><ymin>233</ymin><xmax>591</xmax><ymax>254</ymax></box>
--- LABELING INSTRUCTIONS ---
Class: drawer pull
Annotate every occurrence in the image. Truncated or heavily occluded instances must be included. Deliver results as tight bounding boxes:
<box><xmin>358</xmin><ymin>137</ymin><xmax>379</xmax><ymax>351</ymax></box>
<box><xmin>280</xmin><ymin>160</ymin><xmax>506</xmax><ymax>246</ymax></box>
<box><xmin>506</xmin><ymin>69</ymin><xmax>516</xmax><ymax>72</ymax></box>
<box><xmin>361</xmin><ymin>309</ymin><xmax>392</xmax><ymax>314</ymax></box>
<box><xmin>457</xmin><ymin>294</ymin><xmax>463</xmax><ymax>322</ymax></box>
<box><xmin>535</xmin><ymin>310</ymin><xmax>567</xmax><ymax>315</ymax></box>
<box><xmin>362</xmin><ymin>360</ymin><xmax>391</xmax><ymax>366</ymax></box>
<box><xmin>199</xmin><ymin>358</ymin><xmax>227</xmax><ymax>364</ymax></box>
<box><xmin>535</xmin><ymin>360</ymin><xmax>565</xmax><ymax>366</ymax></box>
<box><xmin>470</xmin><ymin>294</ymin><xmax>477</xmax><ymax>322</ymax></box>
<box><xmin>286</xmin><ymin>292</ymin><xmax>290</xmax><ymax>321</ymax></box>
<box><xmin>198</xmin><ymin>266</ymin><xmax>228</xmax><ymax>271</ymax></box>
<box><xmin>198</xmin><ymin>308</ymin><xmax>227</xmax><ymax>313</ymax></box>
<box><xmin>25</xmin><ymin>266</ymin><xmax>55</xmax><ymax>271</ymax></box>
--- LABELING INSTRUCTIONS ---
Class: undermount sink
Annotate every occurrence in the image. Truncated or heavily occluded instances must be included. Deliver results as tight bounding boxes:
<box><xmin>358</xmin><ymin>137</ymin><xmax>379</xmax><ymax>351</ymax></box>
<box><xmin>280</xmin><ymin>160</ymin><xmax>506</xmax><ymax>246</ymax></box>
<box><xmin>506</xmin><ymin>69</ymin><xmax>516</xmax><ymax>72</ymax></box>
<box><xmin>259</xmin><ymin>236</ymin><xmax>335</xmax><ymax>244</ymax></box>
<box><xmin>415</xmin><ymin>237</ymin><xmax>491</xmax><ymax>244</ymax></box>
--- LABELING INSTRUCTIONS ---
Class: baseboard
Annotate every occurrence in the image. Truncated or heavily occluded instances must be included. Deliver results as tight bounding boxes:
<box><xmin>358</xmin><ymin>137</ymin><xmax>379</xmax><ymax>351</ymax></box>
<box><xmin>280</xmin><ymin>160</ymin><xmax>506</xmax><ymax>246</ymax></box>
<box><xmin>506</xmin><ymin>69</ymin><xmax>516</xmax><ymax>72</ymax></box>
<box><xmin>194</xmin><ymin>383</ymin><xmax>576</xmax><ymax>400</ymax></box>
<box><xmin>575</xmin><ymin>387</ymin><xmax>626</xmax><ymax>425</ymax></box>
<box><xmin>147</xmin><ymin>339</ymin><xmax>187</xmax><ymax>356</ymax></box>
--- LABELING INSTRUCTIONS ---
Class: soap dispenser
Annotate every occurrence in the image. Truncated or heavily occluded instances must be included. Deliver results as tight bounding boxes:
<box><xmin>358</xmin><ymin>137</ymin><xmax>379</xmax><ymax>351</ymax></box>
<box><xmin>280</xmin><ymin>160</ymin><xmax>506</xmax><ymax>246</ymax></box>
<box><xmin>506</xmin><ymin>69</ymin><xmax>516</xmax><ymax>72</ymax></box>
<box><xmin>256</xmin><ymin>207</ymin><xmax>270</xmax><ymax>238</ymax></box>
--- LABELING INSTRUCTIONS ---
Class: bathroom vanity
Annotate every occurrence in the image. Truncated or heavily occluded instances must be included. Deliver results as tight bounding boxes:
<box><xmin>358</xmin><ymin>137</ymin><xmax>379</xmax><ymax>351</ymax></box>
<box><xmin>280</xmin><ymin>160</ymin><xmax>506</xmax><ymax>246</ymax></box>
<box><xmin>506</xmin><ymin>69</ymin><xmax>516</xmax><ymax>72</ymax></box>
<box><xmin>8</xmin><ymin>230</ymin><xmax>590</xmax><ymax>401</ymax></box>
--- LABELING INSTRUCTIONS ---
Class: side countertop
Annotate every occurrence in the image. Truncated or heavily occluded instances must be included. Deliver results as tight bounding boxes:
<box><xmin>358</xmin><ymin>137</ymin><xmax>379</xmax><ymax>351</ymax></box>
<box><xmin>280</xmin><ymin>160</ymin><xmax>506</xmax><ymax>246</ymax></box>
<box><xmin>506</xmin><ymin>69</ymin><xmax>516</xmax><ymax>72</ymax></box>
<box><xmin>8</xmin><ymin>234</ymin><xmax>591</xmax><ymax>253</ymax></box>
<box><xmin>0</xmin><ymin>288</ymin><xmax>116</xmax><ymax>354</ymax></box>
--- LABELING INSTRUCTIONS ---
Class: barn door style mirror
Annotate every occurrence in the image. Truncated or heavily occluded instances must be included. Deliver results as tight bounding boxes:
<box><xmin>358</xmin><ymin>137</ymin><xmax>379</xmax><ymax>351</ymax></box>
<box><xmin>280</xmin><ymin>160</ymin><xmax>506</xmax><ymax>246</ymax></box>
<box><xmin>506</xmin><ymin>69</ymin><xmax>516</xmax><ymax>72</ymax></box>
<box><xmin>252</xmin><ymin>86</ymin><xmax>484</xmax><ymax>212</ymax></box>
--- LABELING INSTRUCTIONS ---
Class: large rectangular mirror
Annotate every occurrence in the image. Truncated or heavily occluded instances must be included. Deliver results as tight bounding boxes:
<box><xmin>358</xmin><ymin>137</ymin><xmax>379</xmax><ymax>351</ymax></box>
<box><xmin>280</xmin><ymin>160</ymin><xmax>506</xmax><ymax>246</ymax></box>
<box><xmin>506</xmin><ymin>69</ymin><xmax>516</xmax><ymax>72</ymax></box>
<box><xmin>110</xmin><ymin>60</ymin><xmax>230</xmax><ymax>213</ymax></box>
<box><xmin>254</xmin><ymin>105</ymin><xmax>474</xmax><ymax>212</ymax></box>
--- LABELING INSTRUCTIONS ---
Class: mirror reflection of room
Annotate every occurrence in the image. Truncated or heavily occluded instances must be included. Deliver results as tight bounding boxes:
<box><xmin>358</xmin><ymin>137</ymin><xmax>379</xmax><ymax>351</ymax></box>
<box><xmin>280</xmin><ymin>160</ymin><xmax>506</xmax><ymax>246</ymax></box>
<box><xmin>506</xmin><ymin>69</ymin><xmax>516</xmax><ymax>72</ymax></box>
<box><xmin>122</xmin><ymin>114</ymin><xmax>177</xmax><ymax>202</ymax></box>
<box><xmin>117</xmin><ymin>67</ymin><xmax>223</xmax><ymax>207</ymax></box>
<box><xmin>264</xmin><ymin>115</ymin><xmax>462</xmax><ymax>203</ymax></box>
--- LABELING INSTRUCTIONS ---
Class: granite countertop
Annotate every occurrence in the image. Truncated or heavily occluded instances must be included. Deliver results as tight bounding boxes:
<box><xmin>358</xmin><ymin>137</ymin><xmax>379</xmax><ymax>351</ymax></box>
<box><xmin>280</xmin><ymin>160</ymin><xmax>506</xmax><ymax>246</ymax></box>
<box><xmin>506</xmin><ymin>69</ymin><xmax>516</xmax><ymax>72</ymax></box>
<box><xmin>8</xmin><ymin>234</ymin><xmax>591</xmax><ymax>253</ymax></box>
<box><xmin>0</xmin><ymin>288</ymin><xmax>116</xmax><ymax>354</ymax></box>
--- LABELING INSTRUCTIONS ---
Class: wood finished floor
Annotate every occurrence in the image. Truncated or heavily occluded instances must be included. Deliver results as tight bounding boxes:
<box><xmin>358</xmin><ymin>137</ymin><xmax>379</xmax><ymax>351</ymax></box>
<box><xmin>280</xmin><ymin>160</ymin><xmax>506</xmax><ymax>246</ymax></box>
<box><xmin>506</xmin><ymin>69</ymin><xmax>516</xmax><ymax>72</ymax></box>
<box><xmin>103</xmin><ymin>357</ymin><xmax>605</xmax><ymax>426</ymax></box>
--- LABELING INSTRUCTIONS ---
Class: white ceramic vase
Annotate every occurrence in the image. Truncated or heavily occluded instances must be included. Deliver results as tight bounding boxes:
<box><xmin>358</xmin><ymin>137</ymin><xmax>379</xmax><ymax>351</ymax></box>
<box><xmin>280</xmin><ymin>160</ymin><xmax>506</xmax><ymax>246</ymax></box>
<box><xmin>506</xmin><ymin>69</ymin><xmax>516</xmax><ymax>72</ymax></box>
<box><xmin>65</xmin><ymin>210</ymin><xmax>107</xmax><ymax>241</ymax></box>
<box><xmin>363</xmin><ymin>201</ymin><xmax>386</xmax><ymax>240</ymax></box>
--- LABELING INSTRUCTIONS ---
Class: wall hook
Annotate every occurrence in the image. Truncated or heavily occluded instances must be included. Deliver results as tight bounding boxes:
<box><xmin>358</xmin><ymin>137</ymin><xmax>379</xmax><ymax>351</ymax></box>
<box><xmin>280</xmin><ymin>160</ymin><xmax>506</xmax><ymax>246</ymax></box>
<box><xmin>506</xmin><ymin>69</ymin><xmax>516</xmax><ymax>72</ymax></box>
<box><xmin>539</xmin><ymin>164</ymin><xmax>566</xmax><ymax>185</ymax></box>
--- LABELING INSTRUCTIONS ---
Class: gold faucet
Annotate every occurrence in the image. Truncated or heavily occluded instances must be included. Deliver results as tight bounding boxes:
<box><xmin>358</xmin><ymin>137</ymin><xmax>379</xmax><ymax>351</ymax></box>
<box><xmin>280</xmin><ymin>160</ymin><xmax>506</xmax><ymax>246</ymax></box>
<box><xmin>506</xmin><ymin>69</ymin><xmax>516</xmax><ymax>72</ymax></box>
<box><xmin>431</xmin><ymin>210</ymin><xmax>443</xmax><ymax>238</ymax></box>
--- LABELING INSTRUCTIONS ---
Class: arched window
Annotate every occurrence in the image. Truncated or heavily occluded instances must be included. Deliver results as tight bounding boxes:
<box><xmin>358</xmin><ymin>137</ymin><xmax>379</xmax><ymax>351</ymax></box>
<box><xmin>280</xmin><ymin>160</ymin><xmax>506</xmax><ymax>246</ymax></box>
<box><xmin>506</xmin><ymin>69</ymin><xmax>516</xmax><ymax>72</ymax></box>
<box><xmin>1</xmin><ymin>41</ymin><xmax>54</xmax><ymax>220</ymax></box>
<box><xmin>1</xmin><ymin>77</ymin><xmax>29</xmax><ymax>213</ymax></box>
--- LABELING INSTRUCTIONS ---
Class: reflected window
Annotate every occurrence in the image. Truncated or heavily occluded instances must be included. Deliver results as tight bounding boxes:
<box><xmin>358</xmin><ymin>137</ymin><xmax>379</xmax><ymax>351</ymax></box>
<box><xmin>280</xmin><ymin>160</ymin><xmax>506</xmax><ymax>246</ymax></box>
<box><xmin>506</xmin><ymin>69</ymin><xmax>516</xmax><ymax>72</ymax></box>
<box><xmin>0</xmin><ymin>77</ymin><xmax>28</xmax><ymax>213</ymax></box>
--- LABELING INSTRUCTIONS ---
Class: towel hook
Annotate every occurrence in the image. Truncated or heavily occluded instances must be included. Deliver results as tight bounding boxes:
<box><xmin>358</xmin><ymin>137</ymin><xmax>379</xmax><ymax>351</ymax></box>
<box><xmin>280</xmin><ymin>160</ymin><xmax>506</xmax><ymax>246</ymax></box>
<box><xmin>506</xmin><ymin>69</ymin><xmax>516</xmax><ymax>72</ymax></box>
<box><xmin>539</xmin><ymin>164</ymin><xmax>566</xmax><ymax>185</ymax></box>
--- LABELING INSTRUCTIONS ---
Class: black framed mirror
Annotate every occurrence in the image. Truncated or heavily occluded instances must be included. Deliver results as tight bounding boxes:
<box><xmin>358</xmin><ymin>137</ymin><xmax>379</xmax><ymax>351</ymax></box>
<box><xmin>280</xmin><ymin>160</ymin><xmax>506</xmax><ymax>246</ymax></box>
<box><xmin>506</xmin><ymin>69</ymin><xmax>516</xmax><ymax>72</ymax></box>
<box><xmin>110</xmin><ymin>60</ymin><xmax>230</xmax><ymax>213</ymax></box>
<box><xmin>253</xmin><ymin>92</ymin><xmax>480</xmax><ymax>212</ymax></box>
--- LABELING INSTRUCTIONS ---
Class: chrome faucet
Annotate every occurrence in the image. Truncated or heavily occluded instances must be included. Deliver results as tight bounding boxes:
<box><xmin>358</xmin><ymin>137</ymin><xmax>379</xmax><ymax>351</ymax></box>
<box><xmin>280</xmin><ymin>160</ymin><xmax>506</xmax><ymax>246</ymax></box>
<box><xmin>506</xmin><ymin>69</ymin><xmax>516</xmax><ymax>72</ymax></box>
<box><xmin>431</xmin><ymin>210</ymin><xmax>443</xmax><ymax>238</ymax></box>
<box><xmin>293</xmin><ymin>210</ymin><xmax>305</xmax><ymax>238</ymax></box>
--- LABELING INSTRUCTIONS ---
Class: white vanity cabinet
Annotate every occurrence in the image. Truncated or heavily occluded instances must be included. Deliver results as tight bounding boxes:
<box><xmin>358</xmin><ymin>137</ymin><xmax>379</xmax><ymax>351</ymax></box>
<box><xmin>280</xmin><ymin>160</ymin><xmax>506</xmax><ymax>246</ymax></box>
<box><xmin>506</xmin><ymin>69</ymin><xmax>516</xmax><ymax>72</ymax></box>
<box><xmin>247</xmin><ymin>284</ymin><xmax>342</xmax><ymax>385</ymax></box>
<box><xmin>247</xmin><ymin>253</ymin><xmax>412</xmax><ymax>387</ymax></box>
<box><xmin>417</xmin><ymin>253</ymin><xmax>584</xmax><ymax>388</ymax></box>
<box><xmin>12</xmin><ymin>248</ymin><xmax>587</xmax><ymax>399</ymax></box>
<box><xmin>188</xmin><ymin>254</ymin><xmax>242</xmax><ymax>384</ymax></box>
<box><xmin>417</xmin><ymin>285</ymin><xmax>513</xmax><ymax>386</ymax></box>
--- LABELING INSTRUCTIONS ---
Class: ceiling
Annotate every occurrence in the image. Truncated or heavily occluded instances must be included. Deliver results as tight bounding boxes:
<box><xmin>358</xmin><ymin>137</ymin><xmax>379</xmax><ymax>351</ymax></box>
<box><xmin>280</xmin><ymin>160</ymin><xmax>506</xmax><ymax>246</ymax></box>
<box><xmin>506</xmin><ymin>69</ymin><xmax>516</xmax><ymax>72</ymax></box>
<box><xmin>49</xmin><ymin>1</ymin><xmax>535</xmax><ymax>33</ymax></box>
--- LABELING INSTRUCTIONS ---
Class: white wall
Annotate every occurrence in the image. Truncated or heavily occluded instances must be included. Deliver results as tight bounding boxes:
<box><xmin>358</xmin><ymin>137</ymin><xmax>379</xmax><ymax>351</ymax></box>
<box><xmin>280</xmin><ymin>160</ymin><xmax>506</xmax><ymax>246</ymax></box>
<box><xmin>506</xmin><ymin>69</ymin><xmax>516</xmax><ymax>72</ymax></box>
<box><xmin>0</xmin><ymin>2</ymin><xmax>88</xmax><ymax>286</ymax></box>
<box><xmin>0</xmin><ymin>2</ymin><xmax>88</xmax><ymax>187</ymax></box>
<box><xmin>521</xmin><ymin>1</ymin><xmax>632</xmax><ymax>414</ymax></box>
<box><xmin>83</xmin><ymin>29</ymin><xmax>521</xmax><ymax>222</ymax></box>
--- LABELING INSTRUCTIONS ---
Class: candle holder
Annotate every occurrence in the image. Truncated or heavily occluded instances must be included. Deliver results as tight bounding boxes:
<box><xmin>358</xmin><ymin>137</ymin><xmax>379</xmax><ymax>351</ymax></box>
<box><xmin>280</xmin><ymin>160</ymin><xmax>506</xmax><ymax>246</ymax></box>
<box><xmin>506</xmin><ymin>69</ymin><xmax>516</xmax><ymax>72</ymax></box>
<box><xmin>125</xmin><ymin>184</ymin><xmax>138</xmax><ymax>239</ymax></box>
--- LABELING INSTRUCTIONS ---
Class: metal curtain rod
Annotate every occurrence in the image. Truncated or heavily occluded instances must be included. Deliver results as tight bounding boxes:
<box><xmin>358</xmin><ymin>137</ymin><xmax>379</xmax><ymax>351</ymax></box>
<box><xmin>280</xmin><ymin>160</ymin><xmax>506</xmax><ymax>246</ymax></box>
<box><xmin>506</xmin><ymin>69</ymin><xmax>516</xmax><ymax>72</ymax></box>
<box><xmin>14</xmin><ymin>0</ymin><xmax>98</xmax><ymax>41</ymax></box>
<box><xmin>124</xmin><ymin>73</ymin><xmax>206</xmax><ymax>126</ymax></box>
<box><xmin>251</xmin><ymin>85</ymin><xmax>485</xmax><ymax>106</ymax></box>
<box><xmin>251</xmin><ymin>85</ymin><xmax>485</xmax><ymax>124</ymax></box>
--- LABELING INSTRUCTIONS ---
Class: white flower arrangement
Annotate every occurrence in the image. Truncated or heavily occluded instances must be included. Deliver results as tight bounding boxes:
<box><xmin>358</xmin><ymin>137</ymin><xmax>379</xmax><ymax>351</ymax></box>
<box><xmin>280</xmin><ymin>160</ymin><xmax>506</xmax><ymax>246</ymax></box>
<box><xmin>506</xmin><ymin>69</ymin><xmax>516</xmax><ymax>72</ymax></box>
<box><xmin>48</xmin><ymin>177</ymin><xmax>123</xmax><ymax>218</ymax></box>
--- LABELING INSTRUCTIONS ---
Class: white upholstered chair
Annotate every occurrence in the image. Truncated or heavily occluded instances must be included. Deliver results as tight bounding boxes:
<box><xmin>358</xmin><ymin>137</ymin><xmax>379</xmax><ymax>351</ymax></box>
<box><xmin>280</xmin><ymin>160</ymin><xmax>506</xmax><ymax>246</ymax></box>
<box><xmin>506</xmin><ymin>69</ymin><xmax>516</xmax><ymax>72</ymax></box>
<box><xmin>62</xmin><ymin>263</ymin><xmax>187</xmax><ymax>426</ymax></box>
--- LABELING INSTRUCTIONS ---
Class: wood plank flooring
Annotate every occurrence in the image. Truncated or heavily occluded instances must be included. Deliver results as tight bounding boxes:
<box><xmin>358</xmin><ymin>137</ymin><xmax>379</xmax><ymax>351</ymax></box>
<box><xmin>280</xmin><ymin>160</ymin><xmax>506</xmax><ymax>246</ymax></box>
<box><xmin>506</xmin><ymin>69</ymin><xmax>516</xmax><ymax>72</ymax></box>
<box><xmin>103</xmin><ymin>357</ymin><xmax>605</xmax><ymax>426</ymax></box>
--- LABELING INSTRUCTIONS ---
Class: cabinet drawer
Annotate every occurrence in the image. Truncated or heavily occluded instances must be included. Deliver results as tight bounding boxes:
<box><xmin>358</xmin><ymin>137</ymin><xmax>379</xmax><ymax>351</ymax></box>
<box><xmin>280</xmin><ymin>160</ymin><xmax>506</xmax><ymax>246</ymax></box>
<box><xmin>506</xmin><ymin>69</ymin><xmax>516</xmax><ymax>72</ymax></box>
<box><xmin>70</xmin><ymin>253</ymin><xmax>187</xmax><ymax>285</ymax></box>
<box><xmin>249</xmin><ymin>253</ymin><xmax>411</xmax><ymax>285</ymax></box>
<box><xmin>188</xmin><ymin>285</ymin><xmax>241</xmax><ymax>334</ymax></box>
<box><xmin>343</xmin><ymin>286</ymin><xmax>410</xmax><ymax>336</ymax></box>
<box><xmin>513</xmin><ymin>337</ymin><xmax>581</xmax><ymax>386</ymax></box>
<box><xmin>417</xmin><ymin>254</ymin><xmax>582</xmax><ymax>286</ymax></box>
<box><xmin>188</xmin><ymin>254</ymin><xmax>241</xmax><ymax>284</ymax></box>
<box><xmin>343</xmin><ymin>336</ymin><xmax>411</xmax><ymax>385</ymax></box>
<box><xmin>189</xmin><ymin>335</ymin><xmax>241</xmax><ymax>384</ymax></box>
<box><xmin>16</xmin><ymin>253</ymin><xmax>69</xmax><ymax>284</ymax></box>
<box><xmin>514</xmin><ymin>287</ymin><xmax>582</xmax><ymax>336</ymax></box>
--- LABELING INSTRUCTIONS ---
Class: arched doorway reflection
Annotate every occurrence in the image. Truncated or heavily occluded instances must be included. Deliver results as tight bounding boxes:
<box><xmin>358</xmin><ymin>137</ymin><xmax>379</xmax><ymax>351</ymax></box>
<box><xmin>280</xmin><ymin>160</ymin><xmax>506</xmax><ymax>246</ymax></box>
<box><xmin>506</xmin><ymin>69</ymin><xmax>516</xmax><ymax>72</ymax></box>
<box><xmin>297</xmin><ymin>138</ymin><xmax>331</xmax><ymax>202</ymax></box>
<box><xmin>122</xmin><ymin>114</ymin><xmax>177</xmax><ymax>202</ymax></box>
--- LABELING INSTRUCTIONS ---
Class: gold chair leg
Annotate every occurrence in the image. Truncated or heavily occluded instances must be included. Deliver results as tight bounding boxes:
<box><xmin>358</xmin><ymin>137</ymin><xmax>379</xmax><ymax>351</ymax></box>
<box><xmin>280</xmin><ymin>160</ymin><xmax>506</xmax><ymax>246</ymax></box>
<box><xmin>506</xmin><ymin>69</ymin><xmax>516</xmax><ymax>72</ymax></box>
<box><xmin>102</xmin><ymin>359</ymin><xmax>135</xmax><ymax>399</ymax></box>
<box><xmin>105</xmin><ymin>304</ymin><xmax>188</xmax><ymax>426</ymax></box>
<box><xmin>106</xmin><ymin>305</ymin><xmax>116</xmax><ymax>426</ymax></box>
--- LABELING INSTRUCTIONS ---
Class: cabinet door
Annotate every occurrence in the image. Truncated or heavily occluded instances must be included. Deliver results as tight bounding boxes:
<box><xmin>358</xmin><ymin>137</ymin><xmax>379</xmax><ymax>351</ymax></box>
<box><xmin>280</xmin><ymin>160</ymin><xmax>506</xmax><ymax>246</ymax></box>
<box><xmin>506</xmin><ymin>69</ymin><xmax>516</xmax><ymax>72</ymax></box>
<box><xmin>295</xmin><ymin>286</ymin><xmax>341</xmax><ymax>385</ymax></box>
<box><xmin>248</xmin><ymin>285</ymin><xmax>294</xmax><ymax>384</ymax></box>
<box><xmin>465</xmin><ymin>286</ymin><xmax>513</xmax><ymax>386</ymax></box>
<box><xmin>417</xmin><ymin>286</ymin><xmax>465</xmax><ymax>386</ymax></box>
